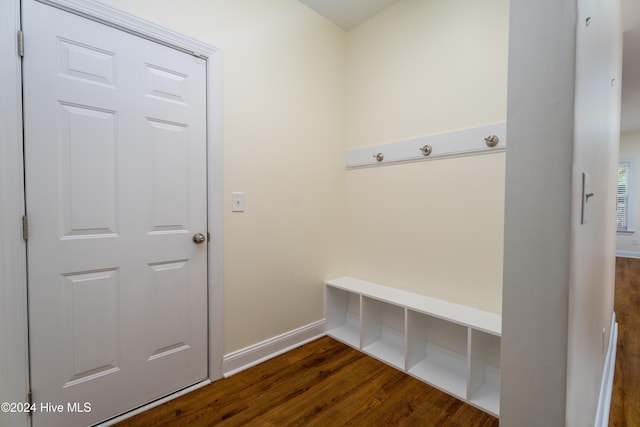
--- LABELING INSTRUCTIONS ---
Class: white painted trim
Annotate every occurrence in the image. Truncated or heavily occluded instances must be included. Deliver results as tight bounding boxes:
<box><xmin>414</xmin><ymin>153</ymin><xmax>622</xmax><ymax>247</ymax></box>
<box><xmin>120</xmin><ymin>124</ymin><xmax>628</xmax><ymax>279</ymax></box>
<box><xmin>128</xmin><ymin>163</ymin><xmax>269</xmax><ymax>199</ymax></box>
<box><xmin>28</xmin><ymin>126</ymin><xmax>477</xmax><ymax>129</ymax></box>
<box><xmin>222</xmin><ymin>321</ymin><xmax>326</xmax><ymax>377</ymax></box>
<box><xmin>594</xmin><ymin>312</ymin><xmax>618</xmax><ymax>427</ymax></box>
<box><xmin>0</xmin><ymin>1</ymin><xmax>30</xmax><ymax>427</ymax></box>
<box><xmin>615</xmin><ymin>250</ymin><xmax>640</xmax><ymax>259</ymax></box>
<box><xmin>36</xmin><ymin>0</ymin><xmax>214</xmax><ymax>58</ymax></box>
<box><xmin>206</xmin><ymin>40</ymin><xmax>225</xmax><ymax>382</ymax></box>
<box><xmin>97</xmin><ymin>379</ymin><xmax>211</xmax><ymax>426</ymax></box>
<box><xmin>346</xmin><ymin>122</ymin><xmax>506</xmax><ymax>169</ymax></box>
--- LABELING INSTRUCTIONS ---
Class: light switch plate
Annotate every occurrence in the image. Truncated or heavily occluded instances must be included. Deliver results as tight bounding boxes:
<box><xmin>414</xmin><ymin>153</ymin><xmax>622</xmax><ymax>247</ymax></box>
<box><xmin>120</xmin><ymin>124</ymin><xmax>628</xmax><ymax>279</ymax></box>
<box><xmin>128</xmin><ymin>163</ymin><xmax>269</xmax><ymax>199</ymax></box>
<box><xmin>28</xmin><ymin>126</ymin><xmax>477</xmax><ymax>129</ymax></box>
<box><xmin>232</xmin><ymin>192</ymin><xmax>244</xmax><ymax>212</ymax></box>
<box><xmin>581</xmin><ymin>172</ymin><xmax>590</xmax><ymax>224</ymax></box>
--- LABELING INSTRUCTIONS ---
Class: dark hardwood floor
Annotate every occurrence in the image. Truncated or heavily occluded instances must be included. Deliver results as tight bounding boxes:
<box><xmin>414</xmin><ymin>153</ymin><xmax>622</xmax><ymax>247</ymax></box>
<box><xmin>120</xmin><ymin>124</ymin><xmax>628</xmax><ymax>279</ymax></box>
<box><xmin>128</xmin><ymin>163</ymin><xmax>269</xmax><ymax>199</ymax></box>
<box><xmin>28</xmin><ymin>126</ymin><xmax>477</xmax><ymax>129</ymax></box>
<box><xmin>610</xmin><ymin>257</ymin><xmax>640</xmax><ymax>427</ymax></box>
<box><xmin>114</xmin><ymin>257</ymin><xmax>640</xmax><ymax>426</ymax></box>
<box><xmin>114</xmin><ymin>336</ymin><xmax>498</xmax><ymax>426</ymax></box>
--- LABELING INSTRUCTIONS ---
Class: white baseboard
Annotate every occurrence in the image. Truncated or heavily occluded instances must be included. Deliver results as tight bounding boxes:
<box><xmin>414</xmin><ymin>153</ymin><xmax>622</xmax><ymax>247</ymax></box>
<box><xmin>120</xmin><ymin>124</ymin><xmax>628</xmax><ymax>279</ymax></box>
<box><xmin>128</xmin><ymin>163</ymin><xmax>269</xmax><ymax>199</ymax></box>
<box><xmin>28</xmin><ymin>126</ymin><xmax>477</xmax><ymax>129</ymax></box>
<box><xmin>100</xmin><ymin>320</ymin><xmax>326</xmax><ymax>424</ymax></box>
<box><xmin>616</xmin><ymin>250</ymin><xmax>640</xmax><ymax>259</ymax></box>
<box><xmin>594</xmin><ymin>312</ymin><xmax>618</xmax><ymax>427</ymax></box>
<box><xmin>222</xmin><ymin>320</ymin><xmax>326</xmax><ymax>377</ymax></box>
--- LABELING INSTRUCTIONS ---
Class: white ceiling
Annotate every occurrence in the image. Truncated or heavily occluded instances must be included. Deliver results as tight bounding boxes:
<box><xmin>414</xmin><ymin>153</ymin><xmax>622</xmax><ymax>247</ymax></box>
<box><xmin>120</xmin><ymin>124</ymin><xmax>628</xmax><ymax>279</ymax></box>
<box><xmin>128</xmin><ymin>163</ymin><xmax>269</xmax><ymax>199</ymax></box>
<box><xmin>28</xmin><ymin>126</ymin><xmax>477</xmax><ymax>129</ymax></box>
<box><xmin>299</xmin><ymin>0</ymin><xmax>640</xmax><ymax>133</ymax></box>
<box><xmin>298</xmin><ymin>0</ymin><xmax>402</xmax><ymax>31</ymax></box>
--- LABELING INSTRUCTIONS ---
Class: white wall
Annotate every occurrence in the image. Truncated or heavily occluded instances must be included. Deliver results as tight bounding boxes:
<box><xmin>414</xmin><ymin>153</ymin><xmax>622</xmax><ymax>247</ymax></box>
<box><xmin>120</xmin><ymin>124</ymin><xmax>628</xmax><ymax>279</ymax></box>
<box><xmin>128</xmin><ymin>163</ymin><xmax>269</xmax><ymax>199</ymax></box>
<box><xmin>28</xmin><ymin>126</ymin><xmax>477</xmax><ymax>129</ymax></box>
<box><xmin>617</xmin><ymin>132</ymin><xmax>640</xmax><ymax>254</ymax></box>
<box><xmin>346</xmin><ymin>0</ymin><xmax>508</xmax><ymax>149</ymax></box>
<box><xmin>501</xmin><ymin>0</ymin><xmax>621</xmax><ymax>425</ymax></box>
<box><xmin>101</xmin><ymin>0</ymin><xmax>348</xmax><ymax>353</ymax></box>
<box><xmin>344</xmin><ymin>0</ymin><xmax>509</xmax><ymax>313</ymax></box>
<box><xmin>500</xmin><ymin>2</ymin><xmax>575</xmax><ymax>423</ymax></box>
<box><xmin>567</xmin><ymin>0</ymin><xmax>621</xmax><ymax>424</ymax></box>
<box><xmin>102</xmin><ymin>0</ymin><xmax>511</xmax><ymax>349</ymax></box>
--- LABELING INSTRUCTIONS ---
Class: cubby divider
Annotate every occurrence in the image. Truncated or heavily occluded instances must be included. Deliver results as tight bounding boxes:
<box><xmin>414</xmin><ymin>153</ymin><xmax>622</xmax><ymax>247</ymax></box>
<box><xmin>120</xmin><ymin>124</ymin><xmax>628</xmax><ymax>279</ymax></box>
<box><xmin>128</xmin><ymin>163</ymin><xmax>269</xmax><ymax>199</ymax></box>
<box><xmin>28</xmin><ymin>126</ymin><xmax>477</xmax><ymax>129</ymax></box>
<box><xmin>468</xmin><ymin>329</ymin><xmax>501</xmax><ymax>415</ymax></box>
<box><xmin>325</xmin><ymin>285</ymin><xmax>361</xmax><ymax>348</ymax></box>
<box><xmin>361</xmin><ymin>297</ymin><xmax>405</xmax><ymax>369</ymax></box>
<box><xmin>406</xmin><ymin>310</ymin><xmax>468</xmax><ymax>399</ymax></box>
<box><xmin>324</xmin><ymin>277</ymin><xmax>501</xmax><ymax>417</ymax></box>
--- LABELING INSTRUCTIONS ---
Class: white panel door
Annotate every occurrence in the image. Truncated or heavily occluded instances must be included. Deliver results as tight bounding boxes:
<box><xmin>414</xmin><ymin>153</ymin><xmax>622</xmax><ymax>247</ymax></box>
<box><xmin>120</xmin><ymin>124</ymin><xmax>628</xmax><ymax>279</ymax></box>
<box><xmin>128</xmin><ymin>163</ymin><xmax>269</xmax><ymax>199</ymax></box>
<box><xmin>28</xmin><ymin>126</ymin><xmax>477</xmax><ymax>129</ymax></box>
<box><xmin>23</xmin><ymin>1</ymin><xmax>208</xmax><ymax>425</ymax></box>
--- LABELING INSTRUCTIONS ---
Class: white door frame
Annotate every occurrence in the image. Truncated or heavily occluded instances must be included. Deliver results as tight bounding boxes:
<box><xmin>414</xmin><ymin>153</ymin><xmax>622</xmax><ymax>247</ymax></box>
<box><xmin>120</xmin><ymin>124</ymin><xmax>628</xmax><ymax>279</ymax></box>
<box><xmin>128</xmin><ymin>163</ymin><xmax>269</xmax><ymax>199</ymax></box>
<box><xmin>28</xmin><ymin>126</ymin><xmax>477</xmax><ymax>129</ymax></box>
<box><xmin>0</xmin><ymin>1</ymin><xmax>223</xmax><ymax>426</ymax></box>
<box><xmin>0</xmin><ymin>1</ymin><xmax>30</xmax><ymax>426</ymax></box>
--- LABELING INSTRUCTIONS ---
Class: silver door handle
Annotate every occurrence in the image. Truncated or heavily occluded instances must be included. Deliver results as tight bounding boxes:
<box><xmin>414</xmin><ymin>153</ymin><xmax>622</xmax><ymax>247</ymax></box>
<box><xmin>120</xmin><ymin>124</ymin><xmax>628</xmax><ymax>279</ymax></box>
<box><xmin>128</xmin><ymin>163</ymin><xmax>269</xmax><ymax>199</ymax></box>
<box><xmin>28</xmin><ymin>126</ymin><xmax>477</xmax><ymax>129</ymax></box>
<box><xmin>193</xmin><ymin>233</ymin><xmax>206</xmax><ymax>244</ymax></box>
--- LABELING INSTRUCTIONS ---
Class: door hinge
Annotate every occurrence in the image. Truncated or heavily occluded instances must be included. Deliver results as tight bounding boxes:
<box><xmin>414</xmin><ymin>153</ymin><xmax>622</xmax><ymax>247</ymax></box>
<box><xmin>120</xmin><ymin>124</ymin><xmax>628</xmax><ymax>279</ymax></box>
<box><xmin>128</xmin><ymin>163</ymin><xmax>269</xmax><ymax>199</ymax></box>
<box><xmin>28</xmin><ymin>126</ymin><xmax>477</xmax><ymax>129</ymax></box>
<box><xmin>22</xmin><ymin>214</ymin><xmax>28</xmax><ymax>241</ymax></box>
<box><xmin>27</xmin><ymin>390</ymin><xmax>33</xmax><ymax>417</ymax></box>
<box><xmin>18</xmin><ymin>31</ymin><xmax>24</xmax><ymax>57</ymax></box>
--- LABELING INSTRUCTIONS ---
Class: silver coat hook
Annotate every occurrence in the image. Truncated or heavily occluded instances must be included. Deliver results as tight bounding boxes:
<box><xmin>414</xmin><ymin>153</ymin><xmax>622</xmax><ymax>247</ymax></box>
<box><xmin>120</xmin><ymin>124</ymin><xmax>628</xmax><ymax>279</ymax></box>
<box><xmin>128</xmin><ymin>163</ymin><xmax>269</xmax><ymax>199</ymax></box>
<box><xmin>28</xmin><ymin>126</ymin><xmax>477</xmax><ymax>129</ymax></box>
<box><xmin>420</xmin><ymin>145</ymin><xmax>432</xmax><ymax>156</ymax></box>
<box><xmin>484</xmin><ymin>135</ymin><xmax>499</xmax><ymax>148</ymax></box>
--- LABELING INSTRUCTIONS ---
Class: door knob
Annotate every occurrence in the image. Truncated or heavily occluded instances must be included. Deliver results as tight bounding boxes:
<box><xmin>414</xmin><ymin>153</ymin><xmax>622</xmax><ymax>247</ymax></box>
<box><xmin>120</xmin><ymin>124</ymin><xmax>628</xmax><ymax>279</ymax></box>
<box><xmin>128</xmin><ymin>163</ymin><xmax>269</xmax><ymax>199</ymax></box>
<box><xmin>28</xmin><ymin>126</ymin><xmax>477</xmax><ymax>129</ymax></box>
<box><xmin>193</xmin><ymin>233</ymin><xmax>206</xmax><ymax>244</ymax></box>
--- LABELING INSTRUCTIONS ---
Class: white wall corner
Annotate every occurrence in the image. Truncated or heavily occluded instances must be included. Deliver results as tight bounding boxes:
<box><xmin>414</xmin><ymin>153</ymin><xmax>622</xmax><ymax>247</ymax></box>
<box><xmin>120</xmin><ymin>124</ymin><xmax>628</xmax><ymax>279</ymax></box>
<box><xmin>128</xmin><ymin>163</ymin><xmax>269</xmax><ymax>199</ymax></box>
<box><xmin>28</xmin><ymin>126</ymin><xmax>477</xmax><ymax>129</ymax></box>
<box><xmin>594</xmin><ymin>312</ymin><xmax>618</xmax><ymax>427</ymax></box>
<box><xmin>222</xmin><ymin>320</ymin><xmax>326</xmax><ymax>377</ymax></box>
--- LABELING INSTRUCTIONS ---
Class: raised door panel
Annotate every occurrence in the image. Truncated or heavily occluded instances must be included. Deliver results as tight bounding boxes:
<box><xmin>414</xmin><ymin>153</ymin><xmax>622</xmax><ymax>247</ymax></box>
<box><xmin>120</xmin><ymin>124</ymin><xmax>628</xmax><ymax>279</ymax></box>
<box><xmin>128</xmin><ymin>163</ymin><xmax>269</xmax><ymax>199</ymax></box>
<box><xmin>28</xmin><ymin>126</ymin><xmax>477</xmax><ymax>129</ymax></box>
<box><xmin>58</xmin><ymin>103</ymin><xmax>118</xmax><ymax>238</ymax></box>
<box><xmin>147</xmin><ymin>260</ymin><xmax>190</xmax><ymax>360</ymax></box>
<box><xmin>148</xmin><ymin>119</ymin><xmax>189</xmax><ymax>234</ymax></box>
<box><xmin>62</xmin><ymin>269</ymin><xmax>120</xmax><ymax>387</ymax></box>
<box><xmin>146</xmin><ymin>64</ymin><xmax>188</xmax><ymax>104</ymax></box>
<box><xmin>58</xmin><ymin>38</ymin><xmax>116</xmax><ymax>87</ymax></box>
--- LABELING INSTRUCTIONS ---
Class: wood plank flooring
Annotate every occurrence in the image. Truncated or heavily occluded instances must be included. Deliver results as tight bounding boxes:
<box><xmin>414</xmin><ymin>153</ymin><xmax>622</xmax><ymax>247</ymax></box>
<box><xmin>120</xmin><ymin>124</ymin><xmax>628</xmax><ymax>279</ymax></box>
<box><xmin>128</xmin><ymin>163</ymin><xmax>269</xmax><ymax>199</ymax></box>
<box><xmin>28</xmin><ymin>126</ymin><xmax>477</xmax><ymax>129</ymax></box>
<box><xmin>610</xmin><ymin>257</ymin><xmax>640</xmax><ymax>427</ymax></box>
<box><xmin>114</xmin><ymin>336</ymin><xmax>498</xmax><ymax>426</ymax></box>
<box><xmin>114</xmin><ymin>256</ymin><xmax>640</xmax><ymax>426</ymax></box>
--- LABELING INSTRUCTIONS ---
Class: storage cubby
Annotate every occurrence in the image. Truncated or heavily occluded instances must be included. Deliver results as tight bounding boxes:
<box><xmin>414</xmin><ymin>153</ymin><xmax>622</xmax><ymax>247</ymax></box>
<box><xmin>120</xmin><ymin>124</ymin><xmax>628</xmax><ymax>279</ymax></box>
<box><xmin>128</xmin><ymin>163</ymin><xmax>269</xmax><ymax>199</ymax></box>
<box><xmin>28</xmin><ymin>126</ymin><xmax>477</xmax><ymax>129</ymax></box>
<box><xmin>324</xmin><ymin>277</ymin><xmax>502</xmax><ymax>417</ymax></box>
<box><xmin>406</xmin><ymin>311</ymin><xmax>468</xmax><ymax>399</ymax></box>
<box><xmin>468</xmin><ymin>330</ymin><xmax>501</xmax><ymax>416</ymax></box>
<box><xmin>361</xmin><ymin>297</ymin><xmax>405</xmax><ymax>369</ymax></box>
<box><xmin>325</xmin><ymin>286</ymin><xmax>361</xmax><ymax>348</ymax></box>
